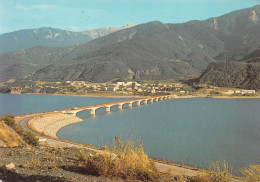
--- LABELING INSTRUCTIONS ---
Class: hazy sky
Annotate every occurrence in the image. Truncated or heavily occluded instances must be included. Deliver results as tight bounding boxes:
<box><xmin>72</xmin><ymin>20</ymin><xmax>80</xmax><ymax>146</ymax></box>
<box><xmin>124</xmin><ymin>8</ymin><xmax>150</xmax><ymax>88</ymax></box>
<box><xmin>0</xmin><ymin>0</ymin><xmax>259</xmax><ymax>34</ymax></box>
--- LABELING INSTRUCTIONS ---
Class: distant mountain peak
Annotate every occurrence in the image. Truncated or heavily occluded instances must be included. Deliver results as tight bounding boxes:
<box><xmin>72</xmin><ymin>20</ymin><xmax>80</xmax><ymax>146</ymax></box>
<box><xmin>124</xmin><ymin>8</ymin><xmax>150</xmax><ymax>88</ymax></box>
<box><xmin>249</xmin><ymin>10</ymin><xmax>259</xmax><ymax>23</ymax></box>
<box><xmin>82</xmin><ymin>23</ymin><xmax>136</xmax><ymax>39</ymax></box>
<box><xmin>122</xmin><ymin>23</ymin><xmax>135</xmax><ymax>29</ymax></box>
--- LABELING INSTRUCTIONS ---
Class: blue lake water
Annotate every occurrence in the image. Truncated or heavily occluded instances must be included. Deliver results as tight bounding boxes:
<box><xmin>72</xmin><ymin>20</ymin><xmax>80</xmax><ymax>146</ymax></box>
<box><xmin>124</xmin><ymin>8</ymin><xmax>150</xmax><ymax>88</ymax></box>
<box><xmin>58</xmin><ymin>97</ymin><xmax>260</xmax><ymax>172</ymax></box>
<box><xmin>0</xmin><ymin>93</ymin><xmax>128</xmax><ymax>116</ymax></box>
<box><xmin>1</xmin><ymin>94</ymin><xmax>259</xmax><ymax>171</ymax></box>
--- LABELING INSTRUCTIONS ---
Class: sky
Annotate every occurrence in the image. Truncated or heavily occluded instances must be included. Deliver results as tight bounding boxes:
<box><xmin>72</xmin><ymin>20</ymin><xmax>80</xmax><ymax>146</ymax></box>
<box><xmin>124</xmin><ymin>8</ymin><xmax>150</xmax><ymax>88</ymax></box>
<box><xmin>0</xmin><ymin>0</ymin><xmax>259</xmax><ymax>34</ymax></box>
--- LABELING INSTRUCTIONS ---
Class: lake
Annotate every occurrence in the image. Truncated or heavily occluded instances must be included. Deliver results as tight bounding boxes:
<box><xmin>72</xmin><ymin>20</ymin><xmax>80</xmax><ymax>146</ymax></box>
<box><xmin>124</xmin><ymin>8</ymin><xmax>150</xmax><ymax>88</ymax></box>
<box><xmin>0</xmin><ymin>93</ymin><xmax>128</xmax><ymax>116</ymax></box>
<box><xmin>58</xmin><ymin>97</ymin><xmax>260</xmax><ymax>172</ymax></box>
<box><xmin>1</xmin><ymin>94</ymin><xmax>259</xmax><ymax>171</ymax></box>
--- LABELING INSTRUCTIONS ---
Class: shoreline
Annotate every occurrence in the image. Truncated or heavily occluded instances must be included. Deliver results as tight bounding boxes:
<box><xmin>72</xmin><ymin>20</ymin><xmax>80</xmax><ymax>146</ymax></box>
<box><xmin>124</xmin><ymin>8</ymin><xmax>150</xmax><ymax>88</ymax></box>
<box><xmin>17</xmin><ymin>93</ymin><xmax>260</xmax><ymax>138</ymax></box>
<box><xmin>24</xmin><ymin>93</ymin><xmax>260</xmax><ymax>145</ymax></box>
<box><xmin>9</xmin><ymin>92</ymin><xmax>147</xmax><ymax>98</ymax></box>
<box><xmin>24</xmin><ymin>113</ymin><xmax>209</xmax><ymax>178</ymax></box>
<box><xmin>21</xmin><ymin>113</ymin><xmax>242</xmax><ymax>180</ymax></box>
<box><xmin>5</xmin><ymin>92</ymin><xmax>260</xmax><ymax>99</ymax></box>
<box><xmin>171</xmin><ymin>95</ymin><xmax>260</xmax><ymax>99</ymax></box>
<box><xmin>27</xmin><ymin>113</ymin><xmax>84</xmax><ymax>138</ymax></box>
<box><xmin>26</xmin><ymin>95</ymin><xmax>172</xmax><ymax>138</ymax></box>
<box><xmin>16</xmin><ymin>94</ymin><xmax>253</xmax><ymax>180</ymax></box>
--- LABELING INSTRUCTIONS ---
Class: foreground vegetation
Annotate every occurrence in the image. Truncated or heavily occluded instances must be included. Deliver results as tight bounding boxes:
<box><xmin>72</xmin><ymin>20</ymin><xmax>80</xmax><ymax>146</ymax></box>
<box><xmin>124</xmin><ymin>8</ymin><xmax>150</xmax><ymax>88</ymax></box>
<box><xmin>0</xmin><ymin>114</ymin><xmax>39</xmax><ymax>147</ymax></box>
<box><xmin>76</xmin><ymin>137</ymin><xmax>162</xmax><ymax>181</ymax></box>
<box><xmin>0</xmin><ymin>114</ymin><xmax>259</xmax><ymax>181</ymax></box>
<box><xmin>75</xmin><ymin>137</ymin><xmax>260</xmax><ymax>182</ymax></box>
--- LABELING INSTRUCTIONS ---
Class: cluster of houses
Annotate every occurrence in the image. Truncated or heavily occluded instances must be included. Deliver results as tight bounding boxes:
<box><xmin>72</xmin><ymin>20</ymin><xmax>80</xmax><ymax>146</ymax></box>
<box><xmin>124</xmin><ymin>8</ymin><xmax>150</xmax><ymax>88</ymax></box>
<box><xmin>223</xmin><ymin>89</ymin><xmax>256</xmax><ymax>95</ymax></box>
<box><xmin>7</xmin><ymin>80</ymin><xmax>257</xmax><ymax>96</ymax></box>
<box><xmin>66</xmin><ymin>81</ymin><xmax>184</xmax><ymax>95</ymax></box>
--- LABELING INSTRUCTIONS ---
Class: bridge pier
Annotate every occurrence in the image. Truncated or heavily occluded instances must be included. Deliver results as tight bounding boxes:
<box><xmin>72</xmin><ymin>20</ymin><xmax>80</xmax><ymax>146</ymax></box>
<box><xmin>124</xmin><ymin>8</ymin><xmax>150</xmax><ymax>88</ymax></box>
<box><xmin>105</xmin><ymin>105</ymin><xmax>114</xmax><ymax>113</ymax></box>
<box><xmin>137</xmin><ymin>101</ymin><xmax>141</xmax><ymax>106</ymax></box>
<box><xmin>90</xmin><ymin>108</ymin><xmax>98</xmax><ymax>116</ymax></box>
<box><xmin>128</xmin><ymin>103</ymin><xmax>132</xmax><ymax>108</ymax></box>
<box><xmin>150</xmin><ymin>99</ymin><xmax>153</xmax><ymax>103</ymax></box>
<box><xmin>106</xmin><ymin>107</ymin><xmax>111</xmax><ymax>113</ymax></box>
<box><xmin>118</xmin><ymin>103</ymin><xmax>124</xmax><ymax>110</ymax></box>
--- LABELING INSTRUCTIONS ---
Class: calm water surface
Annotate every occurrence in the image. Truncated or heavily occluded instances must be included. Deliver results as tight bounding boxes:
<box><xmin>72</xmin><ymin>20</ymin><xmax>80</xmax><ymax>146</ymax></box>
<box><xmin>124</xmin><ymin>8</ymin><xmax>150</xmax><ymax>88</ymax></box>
<box><xmin>0</xmin><ymin>93</ymin><xmax>128</xmax><ymax>116</ymax></box>
<box><xmin>1</xmin><ymin>94</ymin><xmax>259</xmax><ymax>171</ymax></box>
<box><xmin>58</xmin><ymin>98</ymin><xmax>260</xmax><ymax>171</ymax></box>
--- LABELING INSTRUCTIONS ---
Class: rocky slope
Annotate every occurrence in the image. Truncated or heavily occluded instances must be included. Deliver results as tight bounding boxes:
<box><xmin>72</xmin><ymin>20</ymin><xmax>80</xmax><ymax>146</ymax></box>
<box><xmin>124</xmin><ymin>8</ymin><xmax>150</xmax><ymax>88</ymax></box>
<box><xmin>0</xmin><ymin>147</ymin><xmax>117</xmax><ymax>182</ymax></box>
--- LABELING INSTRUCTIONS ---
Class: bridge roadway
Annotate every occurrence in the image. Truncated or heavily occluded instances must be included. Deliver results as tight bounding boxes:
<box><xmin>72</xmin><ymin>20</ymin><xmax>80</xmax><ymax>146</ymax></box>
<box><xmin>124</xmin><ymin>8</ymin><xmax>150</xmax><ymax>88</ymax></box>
<box><xmin>59</xmin><ymin>95</ymin><xmax>170</xmax><ymax>116</ymax></box>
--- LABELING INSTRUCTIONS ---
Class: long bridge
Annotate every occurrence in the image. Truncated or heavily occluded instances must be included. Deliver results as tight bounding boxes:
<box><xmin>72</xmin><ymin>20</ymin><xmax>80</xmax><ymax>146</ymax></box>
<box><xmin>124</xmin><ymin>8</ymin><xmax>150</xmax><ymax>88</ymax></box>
<box><xmin>60</xmin><ymin>95</ymin><xmax>170</xmax><ymax>116</ymax></box>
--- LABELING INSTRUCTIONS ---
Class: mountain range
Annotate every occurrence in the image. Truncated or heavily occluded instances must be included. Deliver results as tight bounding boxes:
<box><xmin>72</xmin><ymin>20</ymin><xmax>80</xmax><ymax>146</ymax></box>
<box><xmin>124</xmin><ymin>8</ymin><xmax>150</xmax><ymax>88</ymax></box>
<box><xmin>194</xmin><ymin>49</ymin><xmax>260</xmax><ymax>90</ymax></box>
<box><xmin>0</xmin><ymin>5</ymin><xmax>259</xmax><ymax>89</ymax></box>
<box><xmin>0</xmin><ymin>23</ymin><xmax>135</xmax><ymax>53</ymax></box>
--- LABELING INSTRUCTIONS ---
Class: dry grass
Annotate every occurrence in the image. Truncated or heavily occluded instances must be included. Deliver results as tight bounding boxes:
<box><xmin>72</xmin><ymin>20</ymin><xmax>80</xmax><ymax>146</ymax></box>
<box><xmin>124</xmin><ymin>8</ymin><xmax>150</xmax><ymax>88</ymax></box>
<box><xmin>207</xmin><ymin>161</ymin><xmax>233</xmax><ymax>182</ymax></box>
<box><xmin>240</xmin><ymin>164</ymin><xmax>260</xmax><ymax>182</ymax></box>
<box><xmin>22</xmin><ymin>157</ymin><xmax>58</xmax><ymax>170</ymax></box>
<box><xmin>190</xmin><ymin>173</ymin><xmax>212</xmax><ymax>182</ymax></box>
<box><xmin>1</xmin><ymin>115</ymin><xmax>39</xmax><ymax>146</ymax></box>
<box><xmin>188</xmin><ymin>161</ymin><xmax>233</xmax><ymax>182</ymax></box>
<box><xmin>77</xmin><ymin>136</ymin><xmax>161</xmax><ymax>181</ymax></box>
<box><xmin>0</xmin><ymin>121</ymin><xmax>24</xmax><ymax>147</ymax></box>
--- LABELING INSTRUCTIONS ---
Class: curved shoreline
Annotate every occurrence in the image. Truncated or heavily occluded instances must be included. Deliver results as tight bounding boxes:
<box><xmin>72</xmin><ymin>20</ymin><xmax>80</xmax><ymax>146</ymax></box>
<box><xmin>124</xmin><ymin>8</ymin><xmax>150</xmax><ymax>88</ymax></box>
<box><xmin>26</xmin><ymin>94</ymin><xmax>260</xmax><ymax>139</ymax></box>
<box><xmin>26</xmin><ymin>95</ymin><xmax>171</xmax><ymax>139</ymax></box>
<box><xmin>19</xmin><ymin>95</ymin><xmax>251</xmax><ymax>180</ymax></box>
<box><xmin>25</xmin><ymin>112</ymin><xmax>209</xmax><ymax>178</ymax></box>
<box><xmin>28</xmin><ymin>113</ymin><xmax>84</xmax><ymax>138</ymax></box>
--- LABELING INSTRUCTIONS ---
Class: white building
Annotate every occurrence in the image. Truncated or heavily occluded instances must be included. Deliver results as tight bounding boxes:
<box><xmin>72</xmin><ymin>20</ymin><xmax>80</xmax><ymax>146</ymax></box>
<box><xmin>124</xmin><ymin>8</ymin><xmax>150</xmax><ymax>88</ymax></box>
<box><xmin>235</xmin><ymin>90</ymin><xmax>256</xmax><ymax>95</ymax></box>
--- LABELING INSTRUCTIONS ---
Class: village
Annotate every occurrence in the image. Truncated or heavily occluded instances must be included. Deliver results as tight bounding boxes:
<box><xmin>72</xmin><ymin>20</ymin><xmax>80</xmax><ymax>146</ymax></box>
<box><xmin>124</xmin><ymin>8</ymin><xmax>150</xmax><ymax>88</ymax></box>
<box><xmin>4</xmin><ymin>80</ymin><xmax>257</xmax><ymax>97</ymax></box>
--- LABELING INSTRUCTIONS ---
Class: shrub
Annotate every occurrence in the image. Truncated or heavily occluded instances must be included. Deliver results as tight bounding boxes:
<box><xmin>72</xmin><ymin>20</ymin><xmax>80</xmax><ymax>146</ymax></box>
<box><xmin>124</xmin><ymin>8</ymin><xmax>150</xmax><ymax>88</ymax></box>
<box><xmin>22</xmin><ymin>130</ymin><xmax>39</xmax><ymax>147</ymax></box>
<box><xmin>208</xmin><ymin>161</ymin><xmax>233</xmax><ymax>182</ymax></box>
<box><xmin>2</xmin><ymin>114</ymin><xmax>15</xmax><ymax>126</ymax></box>
<box><xmin>240</xmin><ymin>164</ymin><xmax>260</xmax><ymax>182</ymax></box>
<box><xmin>1</xmin><ymin>114</ymin><xmax>24</xmax><ymax>135</ymax></box>
<box><xmin>86</xmin><ymin>152</ymin><xmax>115</xmax><ymax>176</ymax></box>
<box><xmin>77</xmin><ymin>136</ymin><xmax>160</xmax><ymax>181</ymax></box>
<box><xmin>190</xmin><ymin>174</ymin><xmax>211</xmax><ymax>182</ymax></box>
<box><xmin>0</xmin><ymin>121</ymin><xmax>24</xmax><ymax>147</ymax></box>
<box><xmin>1</xmin><ymin>114</ymin><xmax>39</xmax><ymax>147</ymax></box>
